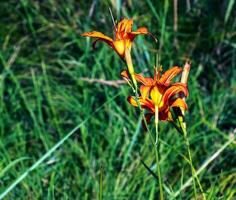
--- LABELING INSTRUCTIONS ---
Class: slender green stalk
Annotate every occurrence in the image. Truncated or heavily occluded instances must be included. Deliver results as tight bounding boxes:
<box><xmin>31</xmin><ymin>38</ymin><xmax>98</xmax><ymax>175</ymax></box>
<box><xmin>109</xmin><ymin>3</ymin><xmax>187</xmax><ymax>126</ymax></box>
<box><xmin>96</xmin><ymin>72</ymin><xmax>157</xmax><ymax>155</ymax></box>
<box><xmin>155</xmin><ymin>106</ymin><xmax>159</xmax><ymax>144</ymax></box>
<box><xmin>0</xmin><ymin>92</ymin><xmax>122</xmax><ymax>199</ymax></box>
<box><xmin>183</xmin><ymin>130</ymin><xmax>198</xmax><ymax>200</ymax></box>
<box><xmin>99</xmin><ymin>165</ymin><xmax>103</xmax><ymax>200</ymax></box>
<box><xmin>192</xmin><ymin>166</ymin><xmax>206</xmax><ymax>199</ymax></box>
<box><xmin>155</xmin><ymin>149</ymin><xmax>164</xmax><ymax>200</ymax></box>
<box><xmin>174</xmin><ymin>136</ymin><xmax>234</xmax><ymax>197</ymax></box>
<box><xmin>124</xmin><ymin>48</ymin><xmax>137</xmax><ymax>89</ymax></box>
<box><xmin>154</xmin><ymin>106</ymin><xmax>164</xmax><ymax>200</ymax></box>
<box><xmin>135</xmin><ymin>86</ymin><xmax>164</xmax><ymax>200</ymax></box>
<box><xmin>125</xmin><ymin>48</ymin><xmax>164</xmax><ymax>200</ymax></box>
<box><xmin>180</xmin><ymin>62</ymin><xmax>206</xmax><ymax>199</ymax></box>
<box><xmin>183</xmin><ymin>129</ymin><xmax>206</xmax><ymax>200</ymax></box>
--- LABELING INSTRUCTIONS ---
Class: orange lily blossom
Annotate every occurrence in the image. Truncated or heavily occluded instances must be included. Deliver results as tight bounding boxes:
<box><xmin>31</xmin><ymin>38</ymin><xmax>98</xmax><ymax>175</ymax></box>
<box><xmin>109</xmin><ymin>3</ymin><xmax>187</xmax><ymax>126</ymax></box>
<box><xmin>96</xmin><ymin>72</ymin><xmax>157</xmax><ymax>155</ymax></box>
<box><xmin>81</xmin><ymin>18</ymin><xmax>153</xmax><ymax>59</ymax></box>
<box><xmin>121</xmin><ymin>66</ymin><xmax>188</xmax><ymax>123</ymax></box>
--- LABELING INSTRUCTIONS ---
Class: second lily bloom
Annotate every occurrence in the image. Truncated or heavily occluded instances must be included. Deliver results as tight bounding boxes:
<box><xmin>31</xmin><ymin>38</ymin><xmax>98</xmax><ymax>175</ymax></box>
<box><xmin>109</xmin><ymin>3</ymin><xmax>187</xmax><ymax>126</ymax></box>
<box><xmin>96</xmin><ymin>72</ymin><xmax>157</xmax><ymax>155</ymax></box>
<box><xmin>121</xmin><ymin>66</ymin><xmax>189</xmax><ymax>125</ymax></box>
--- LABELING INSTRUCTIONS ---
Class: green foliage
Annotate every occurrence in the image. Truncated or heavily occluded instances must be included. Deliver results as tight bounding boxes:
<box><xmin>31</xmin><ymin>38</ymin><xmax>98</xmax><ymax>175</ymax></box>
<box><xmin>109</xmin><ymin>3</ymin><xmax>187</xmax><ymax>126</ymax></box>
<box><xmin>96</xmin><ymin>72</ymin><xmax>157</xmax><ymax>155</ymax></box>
<box><xmin>0</xmin><ymin>0</ymin><xmax>235</xmax><ymax>199</ymax></box>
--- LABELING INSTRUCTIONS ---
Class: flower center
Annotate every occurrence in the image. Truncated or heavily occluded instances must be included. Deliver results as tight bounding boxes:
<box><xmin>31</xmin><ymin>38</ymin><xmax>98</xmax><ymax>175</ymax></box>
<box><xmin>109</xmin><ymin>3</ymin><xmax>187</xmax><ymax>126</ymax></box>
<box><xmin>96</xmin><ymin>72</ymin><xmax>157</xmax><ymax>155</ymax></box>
<box><xmin>150</xmin><ymin>86</ymin><xmax>163</xmax><ymax>107</ymax></box>
<box><xmin>113</xmin><ymin>40</ymin><xmax>132</xmax><ymax>57</ymax></box>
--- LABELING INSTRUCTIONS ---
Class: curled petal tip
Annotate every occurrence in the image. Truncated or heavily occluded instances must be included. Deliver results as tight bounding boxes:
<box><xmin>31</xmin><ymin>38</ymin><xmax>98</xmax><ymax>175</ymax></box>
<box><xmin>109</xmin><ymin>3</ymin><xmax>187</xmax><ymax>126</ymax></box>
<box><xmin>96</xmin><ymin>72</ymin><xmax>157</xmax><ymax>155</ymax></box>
<box><xmin>127</xmin><ymin>96</ymin><xmax>138</xmax><ymax>107</ymax></box>
<box><xmin>81</xmin><ymin>31</ymin><xmax>96</xmax><ymax>37</ymax></box>
<box><xmin>149</xmin><ymin>32</ymin><xmax>158</xmax><ymax>43</ymax></box>
<box><xmin>159</xmin><ymin>66</ymin><xmax>182</xmax><ymax>85</ymax></box>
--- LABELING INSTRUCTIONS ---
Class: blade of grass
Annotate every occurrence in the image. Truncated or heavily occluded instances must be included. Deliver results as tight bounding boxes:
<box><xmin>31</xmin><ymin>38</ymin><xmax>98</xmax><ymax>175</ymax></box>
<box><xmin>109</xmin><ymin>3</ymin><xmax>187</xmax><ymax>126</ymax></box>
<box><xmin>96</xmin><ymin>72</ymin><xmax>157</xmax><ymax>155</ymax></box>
<box><xmin>0</xmin><ymin>51</ymin><xmax>49</xmax><ymax>150</ymax></box>
<box><xmin>99</xmin><ymin>165</ymin><xmax>103</xmax><ymax>200</ymax></box>
<box><xmin>140</xmin><ymin>159</ymin><xmax>159</xmax><ymax>180</ymax></box>
<box><xmin>145</xmin><ymin>0</ymin><xmax>160</xmax><ymax>21</ymax></box>
<box><xmin>224</xmin><ymin>0</ymin><xmax>235</xmax><ymax>23</ymax></box>
<box><xmin>0</xmin><ymin>92</ymin><xmax>122</xmax><ymax>199</ymax></box>
<box><xmin>173</xmin><ymin>135</ymin><xmax>235</xmax><ymax>197</ymax></box>
<box><xmin>121</xmin><ymin>116</ymin><xmax>142</xmax><ymax>170</ymax></box>
<box><xmin>0</xmin><ymin>157</ymin><xmax>30</xmax><ymax>178</ymax></box>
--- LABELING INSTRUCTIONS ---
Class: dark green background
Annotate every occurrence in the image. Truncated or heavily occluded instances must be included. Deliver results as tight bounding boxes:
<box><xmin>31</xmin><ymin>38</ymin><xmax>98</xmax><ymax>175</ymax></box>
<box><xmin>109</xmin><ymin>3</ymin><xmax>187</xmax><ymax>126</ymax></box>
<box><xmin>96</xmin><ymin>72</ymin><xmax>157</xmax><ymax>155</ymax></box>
<box><xmin>0</xmin><ymin>0</ymin><xmax>235</xmax><ymax>199</ymax></box>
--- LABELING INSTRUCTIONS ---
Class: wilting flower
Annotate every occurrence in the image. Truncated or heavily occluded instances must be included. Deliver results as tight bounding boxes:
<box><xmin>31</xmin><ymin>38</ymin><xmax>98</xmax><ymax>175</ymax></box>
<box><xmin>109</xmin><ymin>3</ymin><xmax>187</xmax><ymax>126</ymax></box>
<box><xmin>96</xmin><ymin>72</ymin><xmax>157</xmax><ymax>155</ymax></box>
<box><xmin>121</xmin><ymin>66</ymin><xmax>188</xmax><ymax>123</ymax></box>
<box><xmin>81</xmin><ymin>18</ymin><xmax>152</xmax><ymax>59</ymax></box>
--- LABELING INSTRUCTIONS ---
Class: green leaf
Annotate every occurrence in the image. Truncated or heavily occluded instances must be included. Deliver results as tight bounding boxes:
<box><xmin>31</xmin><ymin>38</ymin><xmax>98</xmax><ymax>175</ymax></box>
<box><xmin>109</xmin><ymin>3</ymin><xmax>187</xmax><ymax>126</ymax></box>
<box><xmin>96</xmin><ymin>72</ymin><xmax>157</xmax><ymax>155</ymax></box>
<box><xmin>224</xmin><ymin>0</ymin><xmax>235</xmax><ymax>23</ymax></box>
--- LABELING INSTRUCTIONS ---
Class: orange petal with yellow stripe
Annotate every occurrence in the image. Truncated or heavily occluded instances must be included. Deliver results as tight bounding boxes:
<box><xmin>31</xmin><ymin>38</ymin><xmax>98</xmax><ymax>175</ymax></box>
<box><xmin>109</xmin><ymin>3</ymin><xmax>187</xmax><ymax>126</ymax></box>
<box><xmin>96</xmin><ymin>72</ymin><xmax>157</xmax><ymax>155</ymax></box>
<box><xmin>170</xmin><ymin>98</ymin><xmax>188</xmax><ymax>110</ymax></box>
<box><xmin>159</xmin><ymin>66</ymin><xmax>182</xmax><ymax>86</ymax></box>
<box><xmin>131</xmin><ymin>27</ymin><xmax>149</xmax><ymax>35</ymax></box>
<box><xmin>140</xmin><ymin>85</ymin><xmax>151</xmax><ymax>99</ymax></box>
<box><xmin>117</xmin><ymin>19</ymin><xmax>133</xmax><ymax>33</ymax></box>
<box><xmin>121</xmin><ymin>70</ymin><xmax>154</xmax><ymax>86</ymax></box>
<box><xmin>127</xmin><ymin>96</ymin><xmax>154</xmax><ymax>112</ymax></box>
<box><xmin>162</xmin><ymin>84</ymin><xmax>188</xmax><ymax>104</ymax></box>
<box><xmin>81</xmin><ymin>31</ymin><xmax>113</xmax><ymax>46</ymax></box>
<box><xmin>134</xmin><ymin>74</ymin><xmax>153</xmax><ymax>85</ymax></box>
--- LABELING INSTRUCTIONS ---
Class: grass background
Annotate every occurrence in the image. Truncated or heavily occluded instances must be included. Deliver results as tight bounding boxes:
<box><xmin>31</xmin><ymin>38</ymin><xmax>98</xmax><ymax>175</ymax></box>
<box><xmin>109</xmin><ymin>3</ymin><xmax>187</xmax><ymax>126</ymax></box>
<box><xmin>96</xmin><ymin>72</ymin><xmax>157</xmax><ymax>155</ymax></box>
<box><xmin>0</xmin><ymin>0</ymin><xmax>235</xmax><ymax>199</ymax></box>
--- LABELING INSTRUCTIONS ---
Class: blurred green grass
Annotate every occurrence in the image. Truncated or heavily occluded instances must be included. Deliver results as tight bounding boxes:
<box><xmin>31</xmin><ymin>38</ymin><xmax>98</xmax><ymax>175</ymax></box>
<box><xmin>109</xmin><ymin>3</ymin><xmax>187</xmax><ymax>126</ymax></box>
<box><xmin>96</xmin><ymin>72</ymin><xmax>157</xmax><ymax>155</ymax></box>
<box><xmin>0</xmin><ymin>0</ymin><xmax>235</xmax><ymax>199</ymax></box>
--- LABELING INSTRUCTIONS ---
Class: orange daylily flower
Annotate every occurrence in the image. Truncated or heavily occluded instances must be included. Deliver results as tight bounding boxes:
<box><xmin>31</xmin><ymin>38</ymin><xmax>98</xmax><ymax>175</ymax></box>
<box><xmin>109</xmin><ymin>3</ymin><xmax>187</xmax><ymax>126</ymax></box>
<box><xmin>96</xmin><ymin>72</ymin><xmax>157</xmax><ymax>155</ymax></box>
<box><xmin>122</xmin><ymin>66</ymin><xmax>188</xmax><ymax>123</ymax></box>
<box><xmin>122</xmin><ymin>66</ymin><xmax>184</xmax><ymax>99</ymax></box>
<box><xmin>81</xmin><ymin>18</ymin><xmax>152</xmax><ymax>59</ymax></box>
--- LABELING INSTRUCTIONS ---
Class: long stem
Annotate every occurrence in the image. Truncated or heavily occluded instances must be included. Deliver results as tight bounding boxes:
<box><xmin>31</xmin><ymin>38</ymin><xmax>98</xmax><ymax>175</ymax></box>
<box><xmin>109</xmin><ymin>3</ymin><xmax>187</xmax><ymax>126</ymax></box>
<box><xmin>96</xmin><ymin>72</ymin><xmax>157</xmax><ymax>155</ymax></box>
<box><xmin>0</xmin><ymin>92</ymin><xmax>122</xmax><ymax>199</ymax></box>
<box><xmin>183</xmin><ymin>130</ymin><xmax>198</xmax><ymax>200</ymax></box>
<box><xmin>125</xmin><ymin>49</ymin><xmax>164</xmax><ymax>200</ymax></box>
<box><xmin>125</xmin><ymin>48</ymin><xmax>137</xmax><ymax>89</ymax></box>
<box><xmin>99</xmin><ymin>165</ymin><xmax>103</xmax><ymax>200</ymax></box>
<box><xmin>154</xmin><ymin>106</ymin><xmax>164</xmax><ymax>200</ymax></box>
<box><xmin>183</xmin><ymin>130</ymin><xmax>206</xmax><ymax>200</ymax></box>
<box><xmin>174</xmin><ymin>136</ymin><xmax>234</xmax><ymax>197</ymax></box>
<box><xmin>180</xmin><ymin>62</ymin><xmax>206</xmax><ymax>199</ymax></box>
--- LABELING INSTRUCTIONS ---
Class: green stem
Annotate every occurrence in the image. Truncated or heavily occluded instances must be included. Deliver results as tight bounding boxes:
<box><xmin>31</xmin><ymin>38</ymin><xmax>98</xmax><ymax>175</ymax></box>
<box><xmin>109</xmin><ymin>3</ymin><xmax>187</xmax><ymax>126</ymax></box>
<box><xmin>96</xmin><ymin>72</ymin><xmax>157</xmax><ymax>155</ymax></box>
<box><xmin>174</xmin><ymin>109</ymin><xmax>206</xmax><ymax>199</ymax></box>
<box><xmin>179</xmin><ymin>62</ymin><xmax>206</xmax><ymax>199</ymax></box>
<box><xmin>156</xmin><ymin>150</ymin><xmax>164</xmax><ymax>200</ymax></box>
<box><xmin>154</xmin><ymin>113</ymin><xmax>164</xmax><ymax>200</ymax></box>
<box><xmin>183</xmin><ymin>132</ymin><xmax>197</xmax><ymax>200</ymax></box>
<box><xmin>134</xmin><ymin>87</ymin><xmax>164</xmax><ymax>200</ymax></box>
<box><xmin>125</xmin><ymin>49</ymin><xmax>164</xmax><ymax>200</ymax></box>
<box><xmin>99</xmin><ymin>165</ymin><xmax>103</xmax><ymax>200</ymax></box>
<box><xmin>0</xmin><ymin>92</ymin><xmax>122</xmax><ymax>199</ymax></box>
<box><xmin>174</xmin><ymin>136</ymin><xmax>234</xmax><ymax>198</ymax></box>
<box><xmin>183</xmin><ymin>129</ymin><xmax>206</xmax><ymax>200</ymax></box>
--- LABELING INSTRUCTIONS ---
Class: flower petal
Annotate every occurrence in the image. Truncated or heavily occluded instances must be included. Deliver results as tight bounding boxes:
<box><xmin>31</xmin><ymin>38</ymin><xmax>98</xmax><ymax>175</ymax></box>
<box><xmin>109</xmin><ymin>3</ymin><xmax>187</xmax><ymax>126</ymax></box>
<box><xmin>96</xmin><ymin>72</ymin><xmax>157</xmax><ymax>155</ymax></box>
<box><xmin>130</xmin><ymin>27</ymin><xmax>157</xmax><ymax>42</ymax></box>
<box><xmin>128</xmin><ymin>27</ymin><xmax>149</xmax><ymax>41</ymax></box>
<box><xmin>113</xmin><ymin>40</ymin><xmax>127</xmax><ymax>57</ymax></box>
<box><xmin>127</xmin><ymin>96</ymin><xmax>154</xmax><ymax>112</ymax></box>
<box><xmin>159</xmin><ymin>66</ymin><xmax>182</xmax><ymax>85</ymax></box>
<box><xmin>150</xmin><ymin>86</ymin><xmax>162</xmax><ymax>106</ymax></box>
<box><xmin>131</xmin><ymin>27</ymin><xmax>149</xmax><ymax>35</ymax></box>
<box><xmin>162</xmin><ymin>84</ymin><xmax>188</xmax><ymax>105</ymax></box>
<box><xmin>118</xmin><ymin>19</ymin><xmax>133</xmax><ymax>32</ymax></box>
<box><xmin>170</xmin><ymin>98</ymin><xmax>188</xmax><ymax>110</ymax></box>
<box><xmin>116</xmin><ymin>19</ymin><xmax>134</xmax><ymax>39</ymax></box>
<box><xmin>140</xmin><ymin>85</ymin><xmax>151</xmax><ymax>99</ymax></box>
<box><xmin>127</xmin><ymin>96</ymin><xmax>138</xmax><ymax>107</ymax></box>
<box><xmin>121</xmin><ymin>70</ymin><xmax>153</xmax><ymax>85</ymax></box>
<box><xmin>159</xmin><ymin>109</ymin><xmax>169</xmax><ymax>121</ymax></box>
<box><xmin>171</xmin><ymin>83</ymin><xmax>189</xmax><ymax>97</ymax></box>
<box><xmin>81</xmin><ymin>31</ymin><xmax>113</xmax><ymax>46</ymax></box>
<box><xmin>134</xmin><ymin>73</ymin><xmax>154</xmax><ymax>85</ymax></box>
